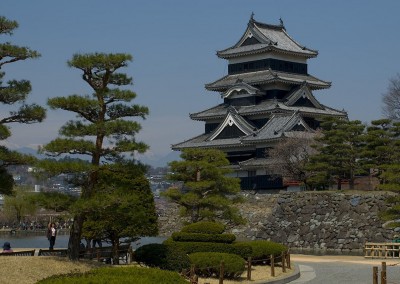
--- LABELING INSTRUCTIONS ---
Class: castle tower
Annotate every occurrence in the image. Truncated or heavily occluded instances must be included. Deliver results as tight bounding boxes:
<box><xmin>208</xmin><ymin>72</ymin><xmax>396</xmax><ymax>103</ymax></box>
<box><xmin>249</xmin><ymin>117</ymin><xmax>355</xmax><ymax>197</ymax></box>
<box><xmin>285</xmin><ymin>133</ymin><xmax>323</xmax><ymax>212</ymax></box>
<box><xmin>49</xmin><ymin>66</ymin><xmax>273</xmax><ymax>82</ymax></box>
<box><xmin>172</xmin><ymin>15</ymin><xmax>347</xmax><ymax>191</ymax></box>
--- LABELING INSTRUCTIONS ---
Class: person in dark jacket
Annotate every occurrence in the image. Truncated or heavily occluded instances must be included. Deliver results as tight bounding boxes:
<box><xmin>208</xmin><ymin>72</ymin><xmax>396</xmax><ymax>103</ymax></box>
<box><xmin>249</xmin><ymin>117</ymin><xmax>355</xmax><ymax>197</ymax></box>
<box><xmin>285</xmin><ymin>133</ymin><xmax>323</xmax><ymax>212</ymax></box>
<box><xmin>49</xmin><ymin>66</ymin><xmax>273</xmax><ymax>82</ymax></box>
<box><xmin>2</xmin><ymin>242</ymin><xmax>13</xmax><ymax>253</ymax></box>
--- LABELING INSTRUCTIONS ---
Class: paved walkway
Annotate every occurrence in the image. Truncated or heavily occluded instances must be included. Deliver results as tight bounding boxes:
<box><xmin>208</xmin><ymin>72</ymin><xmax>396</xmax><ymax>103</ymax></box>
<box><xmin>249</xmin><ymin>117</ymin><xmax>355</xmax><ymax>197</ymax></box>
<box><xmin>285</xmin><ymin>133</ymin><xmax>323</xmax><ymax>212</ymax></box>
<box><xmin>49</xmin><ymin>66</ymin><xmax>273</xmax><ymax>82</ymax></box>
<box><xmin>289</xmin><ymin>255</ymin><xmax>400</xmax><ymax>284</ymax></box>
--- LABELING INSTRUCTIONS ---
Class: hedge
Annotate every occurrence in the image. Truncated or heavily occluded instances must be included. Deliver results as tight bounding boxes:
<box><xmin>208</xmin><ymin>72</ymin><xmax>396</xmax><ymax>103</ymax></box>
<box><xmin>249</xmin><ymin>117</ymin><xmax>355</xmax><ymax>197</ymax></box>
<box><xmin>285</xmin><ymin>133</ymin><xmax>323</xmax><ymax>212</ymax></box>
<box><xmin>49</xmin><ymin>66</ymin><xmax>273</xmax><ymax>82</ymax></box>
<box><xmin>189</xmin><ymin>252</ymin><xmax>246</xmax><ymax>279</ymax></box>
<box><xmin>181</xmin><ymin>221</ymin><xmax>225</xmax><ymax>234</ymax></box>
<box><xmin>134</xmin><ymin>243</ymin><xmax>190</xmax><ymax>272</ymax></box>
<box><xmin>164</xmin><ymin>239</ymin><xmax>252</xmax><ymax>259</ymax></box>
<box><xmin>171</xmin><ymin>232</ymin><xmax>236</xmax><ymax>243</ymax></box>
<box><xmin>235</xmin><ymin>240</ymin><xmax>287</xmax><ymax>261</ymax></box>
<box><xmin>37</xmin><ymin>266</ymin><xmax>188</xmax><ymax>284</ymax></box>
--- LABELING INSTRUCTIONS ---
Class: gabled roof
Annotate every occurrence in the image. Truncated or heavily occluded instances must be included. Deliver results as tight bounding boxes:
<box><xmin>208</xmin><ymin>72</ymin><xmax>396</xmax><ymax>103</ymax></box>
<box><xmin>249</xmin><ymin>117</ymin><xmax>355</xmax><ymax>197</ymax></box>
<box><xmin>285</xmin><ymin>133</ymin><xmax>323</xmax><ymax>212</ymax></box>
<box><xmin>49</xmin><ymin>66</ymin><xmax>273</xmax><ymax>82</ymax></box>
<box><xmin>208</xmin><ymin>108</ymin><xmax>256</xmax><ymax>141</ymax></box>
<box><xmin>221</xmin><ymin>80</ymin><xmax>263</xmax><ymax>99</ymax></box>
<box><xmin>173</xmin><ymin>111</ymin><xmax>317</xmax><ymax>151</ymax></box>
<box><xmin>190</xmin><ymin>100</ymin><xmax>347</xmax><ymax>121</ymax></box>
<box><xmin>205</xmin><ymin>69</ymin><xmax>331</xmax><ymax>92</ymax></box>
<box><xmin>285</xmin><ymin>83</ymin><xmax>323</xmax><ymax>109</ymax></box>
<box><xmin>217</xmin><ymin>16</ymin><xmax>318</xmax><ymax>59</ymax></box>
<box><xmin>241</xmin><ymin>112</ymin><xmax>313</xmax><ymax>143</ymax></box>
<box><xmin>171</xmin><ymin>133</ymin><xmax>245</xmax><ymax>150</ymax></box>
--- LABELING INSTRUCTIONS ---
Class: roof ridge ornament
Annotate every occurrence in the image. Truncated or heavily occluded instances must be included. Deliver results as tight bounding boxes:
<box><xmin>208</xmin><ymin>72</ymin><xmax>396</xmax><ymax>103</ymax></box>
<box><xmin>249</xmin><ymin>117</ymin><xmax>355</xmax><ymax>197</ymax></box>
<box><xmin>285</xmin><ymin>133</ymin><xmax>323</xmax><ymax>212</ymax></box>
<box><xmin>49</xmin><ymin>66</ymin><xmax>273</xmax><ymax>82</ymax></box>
<box><xmin>279</xmin><ymin>17</ymin><xmax>285</xmax><ymax>30</ymax></box>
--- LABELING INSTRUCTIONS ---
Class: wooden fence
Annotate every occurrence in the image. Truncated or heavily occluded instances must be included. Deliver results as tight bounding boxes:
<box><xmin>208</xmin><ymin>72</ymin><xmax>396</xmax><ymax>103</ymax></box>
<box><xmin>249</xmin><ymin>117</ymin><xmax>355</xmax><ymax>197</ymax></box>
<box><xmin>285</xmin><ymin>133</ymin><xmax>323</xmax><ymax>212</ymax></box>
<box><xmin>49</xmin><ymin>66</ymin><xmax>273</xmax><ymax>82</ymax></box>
<box><xmin>365</xmin><ymin>242</ymin><xmax>400</xmax><ymax>259</ymax></box>
<box><xmin>183</xmin><ymin>251</ymin><xmax>291</xmax><ymax>284</ymax></box>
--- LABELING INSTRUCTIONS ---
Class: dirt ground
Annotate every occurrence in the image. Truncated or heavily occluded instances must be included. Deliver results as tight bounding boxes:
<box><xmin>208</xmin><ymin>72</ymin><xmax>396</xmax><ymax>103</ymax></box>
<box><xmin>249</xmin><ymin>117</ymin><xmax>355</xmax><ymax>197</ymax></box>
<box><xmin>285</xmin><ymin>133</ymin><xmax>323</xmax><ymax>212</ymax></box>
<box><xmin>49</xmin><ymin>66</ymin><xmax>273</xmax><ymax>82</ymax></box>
<box><xmin>0</xmin><ymin>256</ymin><xmax>101</xmax><ymax>284</ymax></box>
<box><xmin>197</xmin><ymin>265</ymin><xmax>294</xmax><ymax>284</ymax></box>
<box><xmin>0</xmin><ymin>255</ymin><xmax>294</xmax><ymax>284</ymax></box>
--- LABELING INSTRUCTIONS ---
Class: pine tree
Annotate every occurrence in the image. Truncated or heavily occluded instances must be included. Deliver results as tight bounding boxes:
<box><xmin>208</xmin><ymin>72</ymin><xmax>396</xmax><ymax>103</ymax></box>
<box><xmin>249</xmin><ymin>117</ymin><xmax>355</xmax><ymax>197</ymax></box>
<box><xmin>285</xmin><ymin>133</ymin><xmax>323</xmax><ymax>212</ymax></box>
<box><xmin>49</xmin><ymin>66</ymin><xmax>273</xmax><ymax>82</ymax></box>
<box><xmin>39</xmin><ymin>53</ymin><xmax>151</xmax><ymax>260</ymax></box>
<box><xmin>164</xmin><ymin>148</ymin><xmax>244</xmax><ymax>225</ymax></box>
<box><xmin>0</xmin><ymin>16</ymin><xmax>46</xmax><ymax>194</ymax></box>
<box><xmin>307</xmin><ymin>117</ymin><xmax>366</xmax><ymax>190</ymax></box>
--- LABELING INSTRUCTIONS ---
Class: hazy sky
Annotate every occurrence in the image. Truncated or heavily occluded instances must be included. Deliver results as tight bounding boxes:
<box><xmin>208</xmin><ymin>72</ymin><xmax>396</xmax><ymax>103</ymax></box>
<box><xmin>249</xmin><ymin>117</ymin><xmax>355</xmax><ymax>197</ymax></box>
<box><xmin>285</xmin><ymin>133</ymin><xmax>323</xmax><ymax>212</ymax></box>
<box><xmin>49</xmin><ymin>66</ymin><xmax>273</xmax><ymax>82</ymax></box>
<box><xmin>1</xmin><ymin>1</ymin><xmax>399</xmax><ymax>160</ymax></box>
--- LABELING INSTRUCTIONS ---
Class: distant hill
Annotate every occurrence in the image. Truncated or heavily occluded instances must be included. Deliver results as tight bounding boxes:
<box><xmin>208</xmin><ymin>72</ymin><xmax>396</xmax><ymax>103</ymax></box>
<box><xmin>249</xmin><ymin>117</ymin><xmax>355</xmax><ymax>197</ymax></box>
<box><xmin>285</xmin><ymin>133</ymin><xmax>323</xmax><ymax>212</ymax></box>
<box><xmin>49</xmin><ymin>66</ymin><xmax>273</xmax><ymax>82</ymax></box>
<box><xmin>137</xmin><ymin>151</ymin><xmax>181</xmax><ymax>168</ymax></box>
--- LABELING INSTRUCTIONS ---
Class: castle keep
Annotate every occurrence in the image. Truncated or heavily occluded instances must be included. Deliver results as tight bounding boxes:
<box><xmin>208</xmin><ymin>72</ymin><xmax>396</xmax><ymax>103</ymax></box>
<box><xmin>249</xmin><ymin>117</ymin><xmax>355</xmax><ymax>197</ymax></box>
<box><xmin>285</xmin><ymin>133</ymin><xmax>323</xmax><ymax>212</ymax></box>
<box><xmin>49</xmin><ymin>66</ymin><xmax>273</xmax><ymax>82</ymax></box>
<box><xmin>173</xmin><ymin>15</ymin><xmax>347</xmax><ymax>190</ymax></box>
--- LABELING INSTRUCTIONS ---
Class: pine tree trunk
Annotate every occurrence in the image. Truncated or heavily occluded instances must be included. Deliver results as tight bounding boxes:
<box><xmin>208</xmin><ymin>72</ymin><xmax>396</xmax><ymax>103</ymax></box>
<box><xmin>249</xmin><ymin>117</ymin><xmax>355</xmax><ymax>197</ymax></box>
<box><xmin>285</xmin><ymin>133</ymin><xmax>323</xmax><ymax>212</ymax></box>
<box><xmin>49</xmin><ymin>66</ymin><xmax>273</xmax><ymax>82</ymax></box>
<box><xmin>68</xmin><ymin>214</ymin><xmax>84</xmax><ymax>260</ymax></box>
<box><xmin>112</xmin><ymin>236</ymin><xmax>119</xmax><ymax>265</ymax></box>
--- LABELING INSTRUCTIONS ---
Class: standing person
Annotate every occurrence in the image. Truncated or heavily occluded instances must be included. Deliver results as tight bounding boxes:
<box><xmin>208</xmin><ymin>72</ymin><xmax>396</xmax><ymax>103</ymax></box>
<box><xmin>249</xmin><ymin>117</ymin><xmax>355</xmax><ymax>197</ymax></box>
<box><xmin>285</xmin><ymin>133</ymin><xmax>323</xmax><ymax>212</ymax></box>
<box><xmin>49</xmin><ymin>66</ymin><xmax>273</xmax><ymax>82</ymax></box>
<box><xmin>2</xmin><ymin>242</ymin><xmax>13</xmax><ymax>253</ymax></box>
<box><xmin>47</xmin><ymin>222</ymin><xmax>57</xmax><ymax>250</ymax></box>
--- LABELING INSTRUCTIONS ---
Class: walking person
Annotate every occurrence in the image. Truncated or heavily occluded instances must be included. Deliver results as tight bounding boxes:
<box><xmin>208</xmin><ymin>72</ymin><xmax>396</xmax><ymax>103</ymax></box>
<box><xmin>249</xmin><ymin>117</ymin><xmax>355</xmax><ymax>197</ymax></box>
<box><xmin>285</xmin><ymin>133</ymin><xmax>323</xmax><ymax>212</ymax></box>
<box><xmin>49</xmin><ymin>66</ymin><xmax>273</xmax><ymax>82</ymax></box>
<box><xmin>47</xmin><ymin>222</ymin><xmax>57</xmax><ymax>250</ymax></box>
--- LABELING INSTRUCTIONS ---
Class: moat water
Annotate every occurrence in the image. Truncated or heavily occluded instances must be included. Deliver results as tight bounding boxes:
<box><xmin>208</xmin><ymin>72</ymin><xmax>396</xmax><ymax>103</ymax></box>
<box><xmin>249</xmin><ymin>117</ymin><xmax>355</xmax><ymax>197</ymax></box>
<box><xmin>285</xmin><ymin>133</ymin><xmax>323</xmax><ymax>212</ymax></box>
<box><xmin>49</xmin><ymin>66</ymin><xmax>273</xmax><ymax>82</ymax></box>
<box><xmin>0</xmin><ymin>230</ymin><xmax>166</xmax><ymax>249</ymax></box>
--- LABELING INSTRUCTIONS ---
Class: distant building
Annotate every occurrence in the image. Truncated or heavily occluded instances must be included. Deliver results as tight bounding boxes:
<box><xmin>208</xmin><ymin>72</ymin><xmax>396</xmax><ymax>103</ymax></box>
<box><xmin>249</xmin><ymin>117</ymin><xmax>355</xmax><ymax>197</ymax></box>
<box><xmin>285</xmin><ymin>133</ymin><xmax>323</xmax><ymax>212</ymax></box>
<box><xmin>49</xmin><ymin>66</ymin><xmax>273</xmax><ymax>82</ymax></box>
<box><xmin>173</xmin><ymin>15</ymin><xmax>347</xmax><ymax>191</ymax></box>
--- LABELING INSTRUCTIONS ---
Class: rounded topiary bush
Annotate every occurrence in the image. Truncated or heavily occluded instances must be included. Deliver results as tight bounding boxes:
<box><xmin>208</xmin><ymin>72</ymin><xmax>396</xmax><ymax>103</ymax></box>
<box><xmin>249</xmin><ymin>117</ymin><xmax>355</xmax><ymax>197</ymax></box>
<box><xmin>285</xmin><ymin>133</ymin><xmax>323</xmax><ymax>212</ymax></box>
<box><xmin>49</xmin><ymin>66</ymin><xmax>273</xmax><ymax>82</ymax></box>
<box><xmin>172</xmin><ymin>232</ymin><xmax>236</xmax><ymax>243</ymax></box>
<box><xmin>37</xmin><ymin>266</ymin><xmax>188</xmax><ymax>284</ymax></box>
<box><xmin>181</xmin><ymin>221</ymin><xmax>225</xmax><ymax>234</ymax></box>
<box><xmin>164</xmin><ymin>239</ymin><xmax>252</xmax><ymax>258</ymax></box>
<box><xmin>134</xmin><ymin>243</ymin><xmax>190</xmax><ymax>272</ymax></box>
<box><xmin>236</xmin><ymin>240</ymin><xmax>287</xmax><ymax>261</ymax></box>
<box><xmin>189</xmin><ymin>252</ymin><xmax>246</xmax><ymax>279</ymax></box>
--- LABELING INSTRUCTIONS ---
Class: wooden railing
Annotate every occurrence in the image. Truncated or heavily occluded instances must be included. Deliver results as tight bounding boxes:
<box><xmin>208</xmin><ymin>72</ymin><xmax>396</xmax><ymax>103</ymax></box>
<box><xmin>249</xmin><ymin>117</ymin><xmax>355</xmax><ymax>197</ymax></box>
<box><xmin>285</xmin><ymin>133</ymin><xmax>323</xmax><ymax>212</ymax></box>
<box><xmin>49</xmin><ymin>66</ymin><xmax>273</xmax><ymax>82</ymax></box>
<box><xmin>364</xmin><ymin>242</ymin><xmax>400</xmax><ymax>258</ymax></box>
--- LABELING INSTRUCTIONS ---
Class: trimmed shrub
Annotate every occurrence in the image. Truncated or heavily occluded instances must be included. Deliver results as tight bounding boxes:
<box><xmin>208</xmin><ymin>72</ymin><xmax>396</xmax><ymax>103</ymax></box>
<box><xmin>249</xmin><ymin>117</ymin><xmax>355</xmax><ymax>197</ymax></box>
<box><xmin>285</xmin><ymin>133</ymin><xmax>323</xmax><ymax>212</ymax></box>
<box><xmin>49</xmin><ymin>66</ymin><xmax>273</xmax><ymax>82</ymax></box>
<box><xmin>37</xmin><ymin>266</ymin><xmax>188</xmax><ymax>284</ymax></box>
<box><xmin>181</xmin><ymin>221</ymin><xmax>225</xmax><ymax>234</ymax></box>
<box><xmin>172</xmin><ymin>232</ymin><xmax>236</xmax><ymax>243</ymax></box>
<box><xmin>236</xmin><ymin>240</ymin><xmax>287</xmax><ymax>261</ymax></box>
<box><xmin>134</xmin><ymin>243</ymin><xmax>190</xmax><ymax>272</ymax></box>
<box><xmin>232</xmin><ymin>242</ymin><xmax>253</xmax><ymax>259</ymax></box>
<box><xmin>164</xmin><ymin>239</ymin><xmax>252</xmax><ymax>259</ymax></box>
<box><xmin>189</xmin><ymin>252</ymin><xmax>246</xmax><ymax>279</ymax></box>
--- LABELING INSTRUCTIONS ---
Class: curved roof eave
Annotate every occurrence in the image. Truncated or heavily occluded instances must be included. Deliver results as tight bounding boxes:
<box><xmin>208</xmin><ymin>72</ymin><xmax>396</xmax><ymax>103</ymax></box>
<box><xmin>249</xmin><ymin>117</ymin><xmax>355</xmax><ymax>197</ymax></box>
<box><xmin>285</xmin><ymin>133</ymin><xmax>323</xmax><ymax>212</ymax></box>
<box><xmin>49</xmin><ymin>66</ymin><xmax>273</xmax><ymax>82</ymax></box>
<box><xmin>206</xmin><ymin>78</ymin><xmax>331</xmax><ymax>92</ymax></box>
<box><xmin>217</xmin><ymin>45</ymin><xmax>318</xmax><ymax>59</ymax></box>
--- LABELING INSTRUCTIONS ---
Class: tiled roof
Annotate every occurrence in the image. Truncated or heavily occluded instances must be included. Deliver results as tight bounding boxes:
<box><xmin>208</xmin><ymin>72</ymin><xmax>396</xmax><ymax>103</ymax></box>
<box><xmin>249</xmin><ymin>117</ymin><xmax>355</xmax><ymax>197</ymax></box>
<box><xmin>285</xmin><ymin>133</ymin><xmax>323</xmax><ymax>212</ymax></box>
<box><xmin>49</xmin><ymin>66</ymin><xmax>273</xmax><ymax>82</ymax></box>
<box><xmin>217</xmin><ymin>18</ymin><xmax>317</xmax><ymax>59</ymax></box>
<box><xmin>171</xmin><ymin>133</ymin><xmax>245</xmax><ymax>150</ymax></box>
<box><xmin>205</xmin><ymin>69</ymin><xmax>331</xmax><ymax>91</ymax></box>
<box><xmin>190</xmin><ymin>100</ymin><xmax>347</xmax><ymax>121</ymax></box>
<box><xmin>241</xmin><ymin>112</ymin><xmax>313</xmax><ymax>143</ymax></box>
<box><xmin>173</xmin><ymin>112</ymin><xmax>317</xmax><ymax>150</ymax></box>
<box><xmin>238</xmin><ymin>157</ymin><xmax>272</xmax><ymax>168</ymax></box>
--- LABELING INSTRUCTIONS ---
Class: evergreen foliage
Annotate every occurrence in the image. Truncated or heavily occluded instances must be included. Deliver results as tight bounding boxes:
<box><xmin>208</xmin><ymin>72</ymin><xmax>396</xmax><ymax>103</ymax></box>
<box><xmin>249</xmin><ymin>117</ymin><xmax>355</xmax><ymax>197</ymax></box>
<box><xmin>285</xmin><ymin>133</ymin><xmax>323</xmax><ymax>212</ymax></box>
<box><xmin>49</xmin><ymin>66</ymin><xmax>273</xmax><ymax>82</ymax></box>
<box><xmin>164</xmin><ymin>239</ymin><xmax>252</xmax><ymax>259</ymax></box>
<box><xmin>3</xmin><ymin>186</ymin><xmax>38</xmax><ymax>223</ymax></box>
<box><xmin>0</xmin><ymin>16</ymin><xmax>46</xmax><ymax>194</ymax></box>
<box><xmin>37</xmin><ymin>266</ymin><xmax>188</xmax><ymax>284</ymax></box>
<box><xmin>181</xmin><ymin>221</ymin><xmax>225</xmax><ymax>234</ymax></box>
<box><xmin>38</xmin><ymin>52</ymin><xmax>154</xmax><ymax>260</ymax></box>
<box><xmin>235</xmin><ymin>240</ymin><xmax>287</xmax><ymax>260</ymax></box>
<box><xmin>164</xmin><ymin>148</ymin><xmax>244</xmax><ymax>224</ymax></box>
<box><xmin>171</xmin><ymin>232</ymin><xmax>236</xmax><ymax>243</ymax></box>
<box><xmin>134</xmin><ymin>243</ymin><xmax>190</xmax><ymax>272</ymax></box>
<box><xmin>306</xmin><ymin>117</ymin><xmax>366</xmax><ymax>190</ymax></box>
<box><xmin>189</xmin><ymin>252</ymin><xmax>246</xmax><ymax>279</ymax></box>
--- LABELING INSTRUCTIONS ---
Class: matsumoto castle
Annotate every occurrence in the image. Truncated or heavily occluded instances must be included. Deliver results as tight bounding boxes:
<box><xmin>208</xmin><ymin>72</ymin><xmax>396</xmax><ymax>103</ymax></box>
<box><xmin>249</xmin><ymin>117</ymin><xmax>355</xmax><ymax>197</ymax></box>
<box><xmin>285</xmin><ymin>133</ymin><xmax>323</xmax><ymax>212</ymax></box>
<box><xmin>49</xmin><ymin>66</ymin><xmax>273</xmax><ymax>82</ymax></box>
<box><xmin>172</xmin><ymin>15</ymin><xmax>347</xmax><ymax>191</ymax></box>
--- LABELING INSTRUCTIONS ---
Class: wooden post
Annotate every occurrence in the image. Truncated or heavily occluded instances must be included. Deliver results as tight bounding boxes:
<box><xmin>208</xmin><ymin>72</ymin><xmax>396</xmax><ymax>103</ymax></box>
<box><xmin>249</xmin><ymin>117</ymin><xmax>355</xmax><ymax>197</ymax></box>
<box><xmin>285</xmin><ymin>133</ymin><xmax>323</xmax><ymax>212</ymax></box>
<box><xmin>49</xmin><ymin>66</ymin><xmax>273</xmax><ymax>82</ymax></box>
<box><xmin>286</xmin><ymin>251</ymin><xmax>291</xmax><ymax>269</ymax></box>
<box><xmin>381</xmin><ymin>262</ymin><xmax>387</xmax><ymax>284</ymax></box>
<box><xmin>247</xmin><ymin>257</ymin><xmax>252</xmax><ymax>280</ymax></box>
<box><xmin>190</xmin><ymin>265</ymin><xmax>195</xmax><ymax>283</ymax></box>
<box><xmin>270</xmin><ymin>254</ymin><xmax>275</xmax><ymax>277</ymax></box>
<box><xmin>219</xmin><ymin>261</ymin><xmax>224</xmax><ymax>284</ymax></box>
<box><xmin>372</xmin><ymin>266</ymin><xmax>378</xmax><ymax>284</ymax></box>
<box><xmin>282</xmin><ymin>252</ymin><xmax>286</xmax><ymax>273</ymax></box>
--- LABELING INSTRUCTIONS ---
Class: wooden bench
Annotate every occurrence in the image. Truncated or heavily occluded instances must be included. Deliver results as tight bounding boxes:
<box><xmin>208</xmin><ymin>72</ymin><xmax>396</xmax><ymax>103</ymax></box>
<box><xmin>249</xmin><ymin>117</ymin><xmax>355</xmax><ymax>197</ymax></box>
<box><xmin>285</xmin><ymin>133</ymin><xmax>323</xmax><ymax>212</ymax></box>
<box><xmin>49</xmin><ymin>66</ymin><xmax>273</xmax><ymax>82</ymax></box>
<box><xmin>38</xmin><ymin>249</ymin><xmax>68</xmax><ymax>257</ymax></box>
<box><xmin>80</xmin><ymin>244</ymin><xmax>132</xmax><ymax>264</ymax></box>
<box><xmin>0</xmin><ymin>250</ymin><xmax>35</xmax><ymax>256</ymax></box>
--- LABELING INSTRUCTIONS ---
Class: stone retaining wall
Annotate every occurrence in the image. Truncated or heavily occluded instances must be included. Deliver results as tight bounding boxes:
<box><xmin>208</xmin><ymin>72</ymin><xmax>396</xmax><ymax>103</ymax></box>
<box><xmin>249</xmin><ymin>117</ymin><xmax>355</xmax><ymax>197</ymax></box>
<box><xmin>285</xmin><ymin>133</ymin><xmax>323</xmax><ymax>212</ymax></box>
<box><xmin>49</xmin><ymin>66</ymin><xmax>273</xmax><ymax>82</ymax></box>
<box><xmin>157</xmin><ymin>191</ymin><xmax>395</xmax><ymax>251</ymax></box>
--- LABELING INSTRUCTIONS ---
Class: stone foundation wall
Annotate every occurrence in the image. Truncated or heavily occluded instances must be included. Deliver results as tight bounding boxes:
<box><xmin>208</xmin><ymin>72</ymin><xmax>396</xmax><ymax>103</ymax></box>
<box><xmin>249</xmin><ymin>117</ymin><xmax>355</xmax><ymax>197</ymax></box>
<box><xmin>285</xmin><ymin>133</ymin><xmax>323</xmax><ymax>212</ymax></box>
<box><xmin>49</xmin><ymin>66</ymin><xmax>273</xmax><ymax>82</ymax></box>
<box><xmin>157</xmin><ymin>191</ymin><xmax>395</xmax><ymax>251</ymax></box>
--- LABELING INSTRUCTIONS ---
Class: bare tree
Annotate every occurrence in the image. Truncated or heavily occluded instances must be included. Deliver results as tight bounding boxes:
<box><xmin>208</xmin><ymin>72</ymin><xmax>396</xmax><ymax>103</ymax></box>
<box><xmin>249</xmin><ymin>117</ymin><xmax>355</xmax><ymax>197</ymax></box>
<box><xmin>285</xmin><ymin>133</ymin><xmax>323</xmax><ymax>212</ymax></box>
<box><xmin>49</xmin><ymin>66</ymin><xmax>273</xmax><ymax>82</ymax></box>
<box><xmin>382</xmin><ymin>73</ymin><xmax>400</xmax><ymax>121</ymax></box>
<box><xmin>265</xmin><ymin>132</ymin><xmax>318</xmax><ymax>189</ymax></box>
